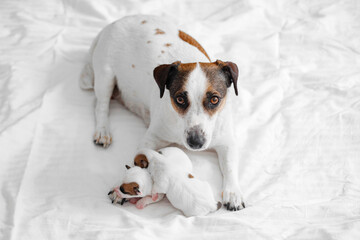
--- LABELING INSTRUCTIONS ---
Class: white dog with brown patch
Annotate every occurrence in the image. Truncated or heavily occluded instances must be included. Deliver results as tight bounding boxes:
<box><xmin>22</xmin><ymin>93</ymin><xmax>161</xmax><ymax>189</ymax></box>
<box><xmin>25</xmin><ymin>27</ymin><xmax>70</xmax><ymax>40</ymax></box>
<box><xmin>109</xmin><ymin>147</ymin><xmax>221</xmax><ymax>217</ymax></box>
<box><xmin>80</xmin><ymin>15</ymin><xmax>244</xmax><ymax>210</ymax></box>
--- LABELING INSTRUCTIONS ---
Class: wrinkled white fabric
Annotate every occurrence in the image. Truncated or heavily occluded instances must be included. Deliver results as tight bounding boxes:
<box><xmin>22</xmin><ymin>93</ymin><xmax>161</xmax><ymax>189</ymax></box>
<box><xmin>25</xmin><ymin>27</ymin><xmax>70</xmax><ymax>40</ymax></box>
<box><xmin>1</xmin><ymin>0</ymin><xmax>360</xmax><ymax>239</ymax></box>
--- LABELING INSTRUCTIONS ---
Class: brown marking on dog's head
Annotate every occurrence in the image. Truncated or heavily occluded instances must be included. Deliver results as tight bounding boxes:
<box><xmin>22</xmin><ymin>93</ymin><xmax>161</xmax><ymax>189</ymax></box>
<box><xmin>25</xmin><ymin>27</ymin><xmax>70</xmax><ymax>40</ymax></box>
<box><xmin>178</xmin><ymin>30</ymin><xmax>211</xmax><ymax>62</ymax></box>
<box><xmin>134</xmin><ymin>154</ymin><xmax>149</xmax><ymax>168</ymax></box>
<box><xmin>120</xmin><ymin>182</ymin><xmax>140</xmax><ymax>196</ymax></box>
<box><xmin>164</xmin><ymin>43</ymin><xmax>172</xmax><ymax>47</ymax></box>
<box><xmin>155</xmin><ymin>28</ymin><xmax>165</xmax><ymax>35</ymax></box>
<box><xmin>188</xmin><ymin>173</ymin><xmax>194</xmax><ymax>178</ymax></box>
<box><xmin>132</xmin><ymin>64</ymin><xmax>135</xmax><ymax>68</ymax></box>
<box><xmin>214</xmin><ymin>60</ymin><xmax>239</xmax><ymax>95</ymax></box>
<box><xmin>154</xmin><ymin>62</ymin><xmax>197</xmax><ymax>115</ymax></box>
<box><xmin>141</xmin><ymin>20</ymin><xmax>147</xmax><ymax>24</ymax></box>
<box><xmin>196</xmin><ymin>60</ymin><xmax>239</xmax><ymax>116</ymax></box>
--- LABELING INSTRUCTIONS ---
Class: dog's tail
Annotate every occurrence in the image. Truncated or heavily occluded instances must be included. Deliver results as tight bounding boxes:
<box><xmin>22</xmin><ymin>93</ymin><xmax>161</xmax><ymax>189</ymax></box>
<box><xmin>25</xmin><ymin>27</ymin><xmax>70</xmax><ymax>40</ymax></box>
<box><xmin>79</xmin><ymin>32</ymin><xmax>101</xmax><ymax>90</ymax></box>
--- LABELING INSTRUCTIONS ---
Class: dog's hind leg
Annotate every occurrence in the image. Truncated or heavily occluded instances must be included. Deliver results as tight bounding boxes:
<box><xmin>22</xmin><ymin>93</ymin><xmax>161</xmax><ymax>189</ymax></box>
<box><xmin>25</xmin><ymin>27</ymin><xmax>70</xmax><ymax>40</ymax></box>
<box><xmin>93</xmin><ymin>66</ymin><xmax>115</xmax><ymax>147</ymax></box>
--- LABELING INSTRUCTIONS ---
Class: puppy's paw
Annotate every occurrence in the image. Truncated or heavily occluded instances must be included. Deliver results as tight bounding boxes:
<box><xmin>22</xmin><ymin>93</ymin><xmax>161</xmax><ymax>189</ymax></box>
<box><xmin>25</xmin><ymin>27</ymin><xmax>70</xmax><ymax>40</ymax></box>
<box><xmin>108</xmin><ymin>186</ymin><xmax>126</xmax><ymax>205</ymax></box>
<box><xmin>152</xmin><ymin>193</ymin><xmax>158</xmax><ymax>201</ymax></box>
<box><xmin>94</xmin><ymin>127</ymin><xmax>112</xmax><ymax>148</ymax></box>
<box><xmin>222</xmin><ymin>188</ymin><xmax>245</xmax><ymax>211</ymax></box>
<box><xmin>135</xmin><ymin>199</ymin><xmax>147</xmax><ymax>209</ymax></box>
<box><xmin>129</xmin><ymin>198</ymin><xmax>141</xmax><ymax>204</ymax></box>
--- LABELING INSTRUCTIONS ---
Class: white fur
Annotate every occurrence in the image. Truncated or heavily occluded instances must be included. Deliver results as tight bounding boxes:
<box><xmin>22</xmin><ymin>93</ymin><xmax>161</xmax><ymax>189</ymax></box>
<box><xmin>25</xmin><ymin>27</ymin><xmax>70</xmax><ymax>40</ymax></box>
<box><xmin>121</xmin><ymin>166</ymin><xmax>152</xmax><ymax>198</ymax></box>
<box><xmin>139</xmin><ymin>147</ymin><xmax>219</xmax><ymax>217</ymax></box>
<box><xmin>182</xmin><ymin>64</ymin><xmax>215</xmax><ymax>150</ymax></box>
<box><xmin>82</xmin><ymin>15</ymin><xmax>244</xmax><ymax>210</ymax></box>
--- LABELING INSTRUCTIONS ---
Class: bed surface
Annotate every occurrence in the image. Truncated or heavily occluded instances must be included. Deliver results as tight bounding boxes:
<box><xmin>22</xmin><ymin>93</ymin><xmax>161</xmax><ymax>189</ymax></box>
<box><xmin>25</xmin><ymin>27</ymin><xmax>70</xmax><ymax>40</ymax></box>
<box><xmin>1</xmin><ymin>0</ymin><xmax>360</xmax><ymax>239</ymax></box>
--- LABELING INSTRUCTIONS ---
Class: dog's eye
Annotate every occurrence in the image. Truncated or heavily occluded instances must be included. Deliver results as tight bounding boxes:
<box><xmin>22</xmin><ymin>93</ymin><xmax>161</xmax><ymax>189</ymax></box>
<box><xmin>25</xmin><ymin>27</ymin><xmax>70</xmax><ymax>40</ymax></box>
<box><xmin>210</xmin><ymin>96</ymin><xmax>219</xmax><ymax>105</ymax></box>
<box><xmin>176</xmin><ymin>96</ymin><xmax>185</xmax><ymax>105</ymax></box>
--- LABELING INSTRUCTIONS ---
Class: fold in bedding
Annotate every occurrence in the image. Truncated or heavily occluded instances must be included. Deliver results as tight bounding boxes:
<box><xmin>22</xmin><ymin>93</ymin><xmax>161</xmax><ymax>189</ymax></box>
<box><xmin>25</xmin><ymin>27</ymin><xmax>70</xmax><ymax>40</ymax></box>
<box><xmin>1</xmin><ymin>0</ymin><xmax>360</xmax><ymax>239</ymax></box>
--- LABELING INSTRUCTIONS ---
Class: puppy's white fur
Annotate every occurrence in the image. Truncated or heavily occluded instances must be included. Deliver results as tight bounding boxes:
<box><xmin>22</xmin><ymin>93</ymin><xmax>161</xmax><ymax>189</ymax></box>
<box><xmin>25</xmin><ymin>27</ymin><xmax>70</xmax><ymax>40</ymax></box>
<box><xmin>82</xmin><ymin>15</ymin><xmax>244</xmax><ymax>210</ymax></box>
<box><xmin>136</xmin><ymin>147</ymin><xmax>219</xmax><ymax>217</ymax></box>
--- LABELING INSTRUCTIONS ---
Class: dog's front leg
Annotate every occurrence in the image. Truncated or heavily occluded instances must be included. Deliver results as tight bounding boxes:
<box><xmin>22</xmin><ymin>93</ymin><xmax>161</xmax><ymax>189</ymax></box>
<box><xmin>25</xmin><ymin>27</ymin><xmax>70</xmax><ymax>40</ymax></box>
<box><xmin>93</xmin><ymin>68</ymin><xmax>115</xmax><ymax>148</ymax></box>
<box><xmin>215</xmin><ymin>144</ymin><xmax>245</xmax><ymax>211</ymax></box>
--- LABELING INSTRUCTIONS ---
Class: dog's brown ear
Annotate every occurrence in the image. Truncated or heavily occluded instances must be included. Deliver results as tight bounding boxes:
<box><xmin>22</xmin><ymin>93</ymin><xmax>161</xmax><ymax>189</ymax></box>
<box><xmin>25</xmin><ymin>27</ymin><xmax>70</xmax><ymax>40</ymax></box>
<box><xmin>215</xmin><ymin>60</ymin><xmax>239</xmax><ymax>96</ymax></box>
<box><xmin>134</xmin><ymin>154</ymin><xmax>149</xmax><ymax>168</ymax></box>
<box><xmin>153</xmin><ymin>61</ymin><xmax>181</xmax><ymax>98</ymax></box>
<box><xmin>125</xmin><ymin>165</ymin><xmax>131</xmax><ymax>169</ymax></box>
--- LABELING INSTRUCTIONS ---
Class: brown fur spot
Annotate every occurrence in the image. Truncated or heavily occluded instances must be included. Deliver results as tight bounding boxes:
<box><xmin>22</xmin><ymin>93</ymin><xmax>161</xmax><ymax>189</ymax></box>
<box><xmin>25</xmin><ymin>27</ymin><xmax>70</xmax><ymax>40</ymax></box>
<box><xmin>161</xmin><ymin>50</ymin><xmax>165</xmax><ymax>54</ymax></box>
<box><xmin>188</xmin><ymin>173</ymin><xmax>194</xmax><ymax>178</ymax></box>
<box><xmin>132</xmin><ymin>64</ymin><xmax>135</xmax><ymax>68</ymax></box>
<box><xmin>167</xmin><ymin>63</ymin><xmax>197</xmax><ymax>115</ymax></box>
<box><xmin>178</xmin><ymin>30</ymin><xmax>211</xmax><ymax>62</ymax></box>
<box><xmin>164</xmin><ymin>43</ymin><xmax>172</xmax><ymax>47</ymax></box>
<box><xmin>155</xmin><ymin>28</ymin><xmax>165</xmax><ymax>35</ymax></box>
<box><xmin>120</xmin><ymin>182</ymin><xmax>139</xmax><ymax>196</ymax></box>
<box><xmin>134</xmin><ymin>154</ymin><xmax>149</xmax><ymax>168</ymax></box>
<box><xmin>198</xmin><ymin>62</ymin><xmax>230</xmax><ymax>116</ymax></box>
<box><xmin>141</xmin><ymin>20</ymin><xmax>147</xmax><ymax>24</ymax></box>
<box><xmin>147</xmin><ymin>40</ymin><xmax>151</xmax><ymax>44</ymax></box>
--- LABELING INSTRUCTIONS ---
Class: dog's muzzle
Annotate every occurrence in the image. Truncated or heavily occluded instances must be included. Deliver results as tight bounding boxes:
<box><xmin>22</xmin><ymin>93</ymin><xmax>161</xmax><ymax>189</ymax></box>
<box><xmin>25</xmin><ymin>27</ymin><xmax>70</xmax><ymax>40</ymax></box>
<box><xmin>186</xmin><ymin>126</ymin><xmax>206</xmax><ymax>150</ymax></box>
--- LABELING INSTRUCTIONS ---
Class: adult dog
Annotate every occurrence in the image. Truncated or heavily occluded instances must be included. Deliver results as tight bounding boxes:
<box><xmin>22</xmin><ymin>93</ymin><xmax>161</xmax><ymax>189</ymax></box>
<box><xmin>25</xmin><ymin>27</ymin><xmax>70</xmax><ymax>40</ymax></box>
<box><xmin>80</xmin><ymin>15</ymin><xmax>244</xmax><ymax>210</ymax></box>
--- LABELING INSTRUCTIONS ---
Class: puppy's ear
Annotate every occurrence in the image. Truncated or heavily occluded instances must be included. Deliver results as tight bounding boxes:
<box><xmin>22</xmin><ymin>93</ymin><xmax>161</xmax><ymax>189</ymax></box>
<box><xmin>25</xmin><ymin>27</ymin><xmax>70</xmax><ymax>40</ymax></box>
<box><xmin>125</xmin><ymin>165</ymin><xmax>131</xmax><ymax>169</ymax></box>
<box><xmin>215</xmin><ymin>60</ymin><xmax>239</xmax><ymax>96</ymax></box>
<box><xmin>134</xmin><ymin>154</ymin><xmax>149</xmax><ymax>168</ymax></box>
<box><xmin>153</xmin><ymin>61</ymin><xmax>181</xmax><ymax>98</ymax></box>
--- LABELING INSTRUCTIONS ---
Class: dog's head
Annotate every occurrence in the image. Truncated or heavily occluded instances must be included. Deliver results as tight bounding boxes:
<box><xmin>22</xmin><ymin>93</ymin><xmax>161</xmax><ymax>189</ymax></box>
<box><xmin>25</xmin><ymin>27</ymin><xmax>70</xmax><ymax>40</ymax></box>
<box><xmin>153</xmin><ymin>60</ymin><xmax>239</xmax><ymax>151</ymax></box>
<box><xmin>119</xmin><ymin>165</ymin><xmax>152</xmax><ymax>198</ymax></box>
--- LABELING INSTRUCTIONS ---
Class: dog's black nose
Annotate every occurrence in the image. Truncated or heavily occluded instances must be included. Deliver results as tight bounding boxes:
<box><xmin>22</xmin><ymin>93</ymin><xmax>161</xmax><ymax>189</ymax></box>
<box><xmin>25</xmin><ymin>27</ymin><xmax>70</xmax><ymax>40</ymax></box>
<box><xmin>120</xmin><ymin>186</ymin><xmax>125</xmax><ymax>194</ymax></box>
<box><xmin>186</xmin><ymin>127</ymin><xmax>205</xmax><ymax>149</ymax></box>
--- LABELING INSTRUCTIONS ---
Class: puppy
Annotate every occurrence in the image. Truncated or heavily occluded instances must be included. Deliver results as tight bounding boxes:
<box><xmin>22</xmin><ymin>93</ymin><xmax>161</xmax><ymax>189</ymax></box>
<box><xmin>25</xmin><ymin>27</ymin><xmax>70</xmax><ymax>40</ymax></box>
<box><xmin>82</xmin><ymin>15</ymin><xmax>244</xmax><ymax>210</ymax></box>
<box><xmin>110</xmin><ymin>165</ymin><xmax>163</xmax><ymax>209</ymax></box>
<box><xmin>111</xmin><ymin>147</ymin><xmax>221</xmax><ymax>216</ymax></box>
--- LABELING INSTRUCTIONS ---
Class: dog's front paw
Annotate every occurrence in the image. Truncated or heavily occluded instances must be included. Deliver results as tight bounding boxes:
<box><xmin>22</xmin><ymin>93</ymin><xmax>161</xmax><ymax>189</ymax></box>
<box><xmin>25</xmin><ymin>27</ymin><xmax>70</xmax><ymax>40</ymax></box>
<box><xmin>222</xmin><ymin>188</ymin><xmax>245</xmax><ymax>211</ymax></box>
<box><xmin>94</xmin><ymin>127</ymin><xmax>112</xmax><ymax>148</ymax></box>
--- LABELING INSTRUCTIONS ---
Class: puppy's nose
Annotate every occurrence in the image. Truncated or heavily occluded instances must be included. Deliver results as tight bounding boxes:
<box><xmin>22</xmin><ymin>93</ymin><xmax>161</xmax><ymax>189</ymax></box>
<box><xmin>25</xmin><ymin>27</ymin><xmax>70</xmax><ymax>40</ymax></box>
<box><xmin>186</xmin><ymin>127</ymin><xmax>205</xmax><ymax>149</ymax></box>
<box><xmin>120</xmin><ymin>185</ymin><xmax>125</xmax><ymax>194</ymax></box>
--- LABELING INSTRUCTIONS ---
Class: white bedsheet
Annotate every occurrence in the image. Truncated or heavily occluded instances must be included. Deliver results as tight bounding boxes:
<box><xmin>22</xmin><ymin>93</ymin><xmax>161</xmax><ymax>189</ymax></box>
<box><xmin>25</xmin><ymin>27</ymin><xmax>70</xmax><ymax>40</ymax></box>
<box><xmin>1</xmin><ymin>0</ymin><xmax>360</xmax><ymax>239</ymax></box>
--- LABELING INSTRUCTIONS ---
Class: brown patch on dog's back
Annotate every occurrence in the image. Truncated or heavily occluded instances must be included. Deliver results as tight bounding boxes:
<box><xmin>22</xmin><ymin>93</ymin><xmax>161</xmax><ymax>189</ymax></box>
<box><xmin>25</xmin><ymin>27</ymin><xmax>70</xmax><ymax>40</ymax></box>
<box><xmin>120</xmin><ymin>182</ymin><xmax>139</xmax><ymax>196</ymax></box>
<box><xmin>155</xmin><ymin>28</ymin><xmax>165</xmax><ymax>35</ymax></box>
<box><xmin>188</xmin><ymin>173</ymin><xmax>194</xmax><ymax>178</ymax></box>
<box><xmin>134</xmin><ymin>154</ymin><xmax>149</xmax><ymax>168</ymax></box>
<box><xmin>178</xmin><ymin>30</ymin><xmax>211</xmax><ymax>62</ymax></box>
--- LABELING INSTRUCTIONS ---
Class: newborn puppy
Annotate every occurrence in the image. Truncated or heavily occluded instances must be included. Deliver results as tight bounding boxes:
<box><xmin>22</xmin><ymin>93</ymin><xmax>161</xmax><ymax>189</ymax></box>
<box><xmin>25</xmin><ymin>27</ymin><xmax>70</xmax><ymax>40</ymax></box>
<box><xmin>137</xmin><ymin>147</ymin><xmax>221</xmax><ymax>217</ymax></box>
<box><xmin>110</xmin><ymin>164</ymin><xmax>163</xmax><ymax>209</ymax></box>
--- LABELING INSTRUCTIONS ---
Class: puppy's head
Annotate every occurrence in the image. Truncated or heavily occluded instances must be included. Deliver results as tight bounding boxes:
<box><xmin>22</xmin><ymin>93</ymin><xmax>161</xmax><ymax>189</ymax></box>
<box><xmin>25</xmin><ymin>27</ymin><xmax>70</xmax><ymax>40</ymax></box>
<box><xmin>153</xmin><ymin>60</ymin><xmax>239</xmax><ymax>151</ymax></box>
<box><xmin>119</xmin><ymin>165</ymin><xmax>152</xmax><ymax>198</ymax></box>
